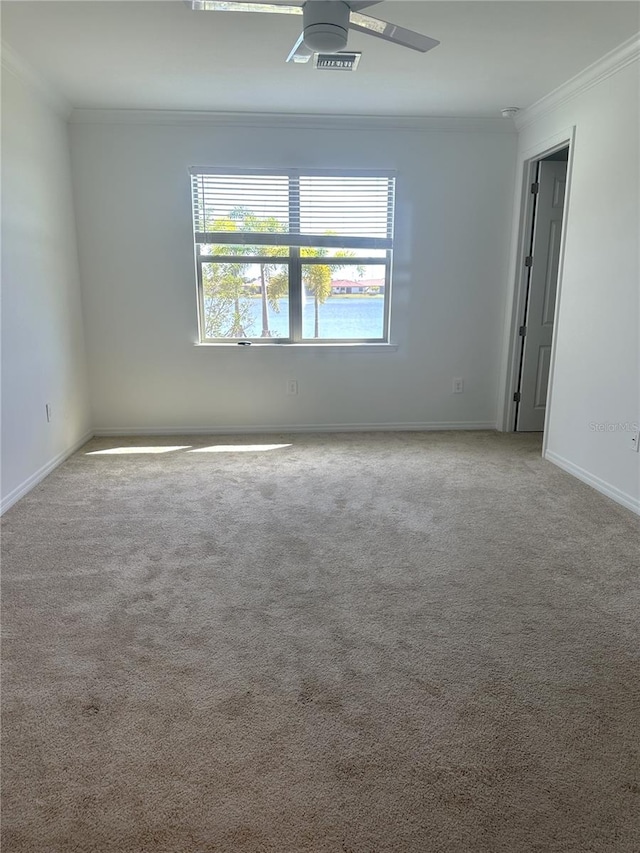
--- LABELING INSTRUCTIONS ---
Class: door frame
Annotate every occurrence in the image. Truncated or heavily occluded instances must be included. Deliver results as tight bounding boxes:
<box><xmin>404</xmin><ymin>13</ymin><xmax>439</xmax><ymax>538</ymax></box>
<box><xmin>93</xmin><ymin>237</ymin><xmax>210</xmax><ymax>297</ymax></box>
<box><xmin>498</xmin><ymin>125</ymin><xmax>576</xmax><ymax>454</ymax></box>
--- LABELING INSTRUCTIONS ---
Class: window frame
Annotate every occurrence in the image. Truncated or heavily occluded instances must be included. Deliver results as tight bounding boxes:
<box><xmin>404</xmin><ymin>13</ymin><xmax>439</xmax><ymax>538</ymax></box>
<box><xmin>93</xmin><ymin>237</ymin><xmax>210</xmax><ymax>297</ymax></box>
<box><xmin>191</xmin><ymin>167</ymin><xmax>395</xmax><ymax>345</ymax></box>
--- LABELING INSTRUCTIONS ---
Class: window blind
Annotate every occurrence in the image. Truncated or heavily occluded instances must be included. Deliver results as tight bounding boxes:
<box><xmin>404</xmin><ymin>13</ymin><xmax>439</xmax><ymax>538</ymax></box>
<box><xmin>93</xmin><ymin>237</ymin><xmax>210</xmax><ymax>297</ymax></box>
<box><xmin>190</xmin><ymin>168</ymin><xmax>395</xmax><ymax>250</ymax></box>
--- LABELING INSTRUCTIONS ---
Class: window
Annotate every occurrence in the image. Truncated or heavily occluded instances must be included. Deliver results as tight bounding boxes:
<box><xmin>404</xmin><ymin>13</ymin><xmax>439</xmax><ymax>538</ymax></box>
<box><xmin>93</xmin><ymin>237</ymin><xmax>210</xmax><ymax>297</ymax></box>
<box><xmin>190</xmin><ymin>168</ymin><xmax>395</xmax><ymax>344</ymax></box>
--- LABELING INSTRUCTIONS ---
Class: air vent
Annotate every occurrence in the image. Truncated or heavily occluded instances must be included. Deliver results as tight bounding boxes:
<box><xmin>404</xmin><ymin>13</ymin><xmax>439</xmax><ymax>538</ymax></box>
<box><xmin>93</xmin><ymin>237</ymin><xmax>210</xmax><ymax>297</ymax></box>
<box><xmin>314</xmin><ymin>52</ymin><xmax>361</xmax><ymax>71</ymax></box>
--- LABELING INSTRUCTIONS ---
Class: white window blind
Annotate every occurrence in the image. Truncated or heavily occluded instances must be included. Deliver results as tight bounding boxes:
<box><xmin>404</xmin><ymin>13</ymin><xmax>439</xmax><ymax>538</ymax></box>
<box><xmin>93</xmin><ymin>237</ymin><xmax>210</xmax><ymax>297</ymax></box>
<box><xmin>190</xmin><ymin>168</ymin><xmax>395</xmax><ymax>249</ymax></box>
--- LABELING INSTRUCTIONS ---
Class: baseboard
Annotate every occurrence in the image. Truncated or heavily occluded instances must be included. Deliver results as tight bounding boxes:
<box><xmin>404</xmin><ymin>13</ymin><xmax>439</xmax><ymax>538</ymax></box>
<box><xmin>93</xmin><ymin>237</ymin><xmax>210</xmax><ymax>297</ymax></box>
<box><xmin>545</xmin><ymin>449</ymin><xmax>640</xmax><ymax>515</ymax></box>
<box><xmin>0</xmin><ymin>429</ymin><xmax>94</xmax><ymax>515</ymax></box>
<box><xmin>92</xmin><ymin>421</ymin><xmax>497</xmax><ymax>437</ymax></box>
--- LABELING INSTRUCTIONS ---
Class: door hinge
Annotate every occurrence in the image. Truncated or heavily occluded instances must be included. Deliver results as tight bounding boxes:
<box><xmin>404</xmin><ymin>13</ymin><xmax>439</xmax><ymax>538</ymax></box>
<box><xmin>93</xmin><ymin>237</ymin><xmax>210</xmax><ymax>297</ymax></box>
<box><xmin>513</xmin><ymin>391</ymin><xmax>521</xmax><ymax>403</ymax></box>
<box><xmin>519</xmin><ymin>325</ymin><xmax>527</xmax><ymax>337</ymax></box>
<box><xmin>524</xmin><ymin>256</ymin><xmax>533</xmax><ymax>267</ymax></box>
<box><xmin>531</xmin><ymin>182</ymin><xmax>539</xmax><ymax>194</ymax></box>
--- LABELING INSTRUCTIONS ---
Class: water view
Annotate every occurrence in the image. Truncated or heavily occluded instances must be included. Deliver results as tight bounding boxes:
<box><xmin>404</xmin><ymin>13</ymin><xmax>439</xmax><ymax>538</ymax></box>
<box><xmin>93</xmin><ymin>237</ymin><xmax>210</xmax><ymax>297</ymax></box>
<box><xmin>206</xmin><ymin>295</ymin><xmax>385</xmax><ymax>340</ymax></box>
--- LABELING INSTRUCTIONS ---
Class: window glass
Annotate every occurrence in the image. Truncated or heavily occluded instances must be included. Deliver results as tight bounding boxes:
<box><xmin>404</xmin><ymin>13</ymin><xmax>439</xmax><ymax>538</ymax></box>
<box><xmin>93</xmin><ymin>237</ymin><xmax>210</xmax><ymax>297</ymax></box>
<box><xmin>301</xmin><ymin>263</ymin><xmax>386</xmax><ymax>340</ymax></box>
<box><xmin>201</xmin><ymin>262</ymin><xmax>289</xmax><ymax>339</ymax></box>
<box><xmin>191</xmin><ymin>169</ymin><xmax>395</xmax><ymax>343</ymax></box>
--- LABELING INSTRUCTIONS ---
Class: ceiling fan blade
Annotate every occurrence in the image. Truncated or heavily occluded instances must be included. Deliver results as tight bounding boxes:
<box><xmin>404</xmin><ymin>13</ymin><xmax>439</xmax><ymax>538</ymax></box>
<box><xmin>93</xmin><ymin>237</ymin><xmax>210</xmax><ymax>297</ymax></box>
<box><xmin>192</xmin><ymin>1</ymin><xmax>302</xmax><ymax>14</ymax></box>
<box><xmin>348</xmin><ymin>11</ymin><xmax>440</xmax><ymax>53</ymax></box>
<box><xmin>192</xmin><ymin>1</ymin><xmax>380</xmax><ymax>15</ymax></box>
<box><xmin>348</xmin><ymin>1</ymin><xmax>382</xmax><ymax>10</ymax></box>
<box><xmin>286</xmin><ymin>32</ymin><xmax>313</xmax><ymax>63</ymax></box>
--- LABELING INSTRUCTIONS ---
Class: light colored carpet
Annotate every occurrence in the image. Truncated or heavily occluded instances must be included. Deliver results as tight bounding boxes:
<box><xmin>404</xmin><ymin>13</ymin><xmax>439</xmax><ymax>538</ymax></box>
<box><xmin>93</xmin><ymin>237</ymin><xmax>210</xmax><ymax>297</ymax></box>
<box><xmin>2</xmin><ymin>431</ymin><xmax>639</xmax><ymax>852</ymax></box>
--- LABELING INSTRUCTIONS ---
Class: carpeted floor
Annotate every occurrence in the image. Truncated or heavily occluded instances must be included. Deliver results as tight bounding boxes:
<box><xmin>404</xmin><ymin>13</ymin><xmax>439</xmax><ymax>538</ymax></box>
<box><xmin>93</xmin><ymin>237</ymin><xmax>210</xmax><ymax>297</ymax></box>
<box><xmin>1</xmin><ymin>431</ymin><xmax>639</xmax><ymax>852</ymax></box>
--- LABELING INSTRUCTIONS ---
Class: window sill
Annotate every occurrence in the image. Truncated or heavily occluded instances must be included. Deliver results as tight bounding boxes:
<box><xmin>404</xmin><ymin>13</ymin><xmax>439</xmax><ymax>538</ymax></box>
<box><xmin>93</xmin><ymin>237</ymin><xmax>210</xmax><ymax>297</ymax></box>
<box><xmin>194</xmin><ymin>342</ymin><xmax>398</xmax><ymax>354</ymax></box>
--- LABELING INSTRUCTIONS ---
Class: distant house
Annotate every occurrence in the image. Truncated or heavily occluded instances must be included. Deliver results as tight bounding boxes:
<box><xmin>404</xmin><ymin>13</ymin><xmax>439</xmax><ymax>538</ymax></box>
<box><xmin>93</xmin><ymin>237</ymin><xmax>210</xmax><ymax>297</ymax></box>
<box><xmin>331</xmin><ymin>278</ymin><xmax>385</xmax><ymax>295</ymax></box>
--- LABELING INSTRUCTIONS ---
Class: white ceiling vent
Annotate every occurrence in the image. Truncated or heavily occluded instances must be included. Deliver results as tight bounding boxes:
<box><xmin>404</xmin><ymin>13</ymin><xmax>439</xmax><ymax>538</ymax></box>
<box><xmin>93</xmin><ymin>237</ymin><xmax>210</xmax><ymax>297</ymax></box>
<box><xmin>314</xmin><ymin>51</ymin><xmax>361</xmax><ymax>71</ymax></box>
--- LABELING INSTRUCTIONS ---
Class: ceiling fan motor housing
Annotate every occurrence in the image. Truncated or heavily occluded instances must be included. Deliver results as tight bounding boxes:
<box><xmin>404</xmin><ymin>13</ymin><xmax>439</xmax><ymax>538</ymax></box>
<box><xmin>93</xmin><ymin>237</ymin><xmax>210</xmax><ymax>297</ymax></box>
<box><xmin>303</xmin><ymin>1</ymin><xmax>350</xmax><ymax>52</ymax></box>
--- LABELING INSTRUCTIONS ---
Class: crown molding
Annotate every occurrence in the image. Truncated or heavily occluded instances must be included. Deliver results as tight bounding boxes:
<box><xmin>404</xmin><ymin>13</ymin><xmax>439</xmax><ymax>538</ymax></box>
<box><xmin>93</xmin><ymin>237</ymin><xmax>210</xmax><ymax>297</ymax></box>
<box><xmin>1</xmin><ymin>41</ymin><xmax>71</xmax><ymax>119</ymax></box>
<box><xmin>515</xmin><ymin>32</ymin><xmax>640</xmax><ymax>131</ymax></box>
<box><xmin>68</xmin><ymin>109</ymin><xmax>516</xmax><ymax>134</ymax></box>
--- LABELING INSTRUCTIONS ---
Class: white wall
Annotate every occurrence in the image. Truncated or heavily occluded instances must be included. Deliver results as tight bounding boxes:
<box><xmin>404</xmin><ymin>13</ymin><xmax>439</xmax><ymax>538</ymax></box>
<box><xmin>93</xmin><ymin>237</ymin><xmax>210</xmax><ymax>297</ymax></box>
<box><xmin>1</xmin><ymin>67</ymin><xmax>91</xmax><ymax>512</ymax></box>
<box><xmin>513</xmin><ymin>56</ymin><xmax>639</xmax><ymax>512</ymax></box>
<box><xmin>69</xmin><ymin>115</ymin><xmax>517</xmax><ymax>432</ymax></box>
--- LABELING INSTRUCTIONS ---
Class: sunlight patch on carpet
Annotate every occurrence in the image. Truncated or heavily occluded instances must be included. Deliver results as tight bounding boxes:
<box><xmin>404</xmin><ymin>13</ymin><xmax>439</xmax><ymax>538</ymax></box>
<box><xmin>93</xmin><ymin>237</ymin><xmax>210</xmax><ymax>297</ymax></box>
<box><xmin>188</xmin><ymin>444</ymin><xmax>292</xmax><ymax>453</ymax></box>
<box><xmin>86</xmin><ymin>446</ymin><xmax>192</xmax><ymax>455</ymax></box>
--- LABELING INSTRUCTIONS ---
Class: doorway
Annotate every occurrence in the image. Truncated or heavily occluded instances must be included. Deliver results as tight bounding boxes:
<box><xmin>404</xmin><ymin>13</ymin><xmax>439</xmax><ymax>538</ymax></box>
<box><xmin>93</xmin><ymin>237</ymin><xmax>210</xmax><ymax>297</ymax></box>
<box><xmin>514</xmin><ymin>146</ymin><xmax>569</xmax><ymax>432</ymax></box>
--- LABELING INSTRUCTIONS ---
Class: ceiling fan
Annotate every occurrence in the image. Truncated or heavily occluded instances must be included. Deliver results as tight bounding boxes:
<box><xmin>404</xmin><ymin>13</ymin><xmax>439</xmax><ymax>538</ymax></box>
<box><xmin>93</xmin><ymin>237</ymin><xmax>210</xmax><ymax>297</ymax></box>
<box><xmin>191</xmin><ymin>1</ymin><xmax>440</xmax><ymax>65</ymax></box>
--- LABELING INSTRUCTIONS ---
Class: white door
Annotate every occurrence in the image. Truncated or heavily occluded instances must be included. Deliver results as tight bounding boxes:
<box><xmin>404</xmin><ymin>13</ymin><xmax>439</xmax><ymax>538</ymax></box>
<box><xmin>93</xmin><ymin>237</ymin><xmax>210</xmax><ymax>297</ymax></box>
<box><xmin>516</xmin><ymin>159</ymin><xmax>567</xmax><ymax>432</ymax></box>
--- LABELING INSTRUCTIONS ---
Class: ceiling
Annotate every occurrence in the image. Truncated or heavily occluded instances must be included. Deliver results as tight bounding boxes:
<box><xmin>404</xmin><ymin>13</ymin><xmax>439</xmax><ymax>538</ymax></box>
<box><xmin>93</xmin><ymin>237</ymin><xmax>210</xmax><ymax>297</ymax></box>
<box><xmin>1</xmin><ymin>1</ymin><xmax>638</xmax><ymax>116</ymax></box>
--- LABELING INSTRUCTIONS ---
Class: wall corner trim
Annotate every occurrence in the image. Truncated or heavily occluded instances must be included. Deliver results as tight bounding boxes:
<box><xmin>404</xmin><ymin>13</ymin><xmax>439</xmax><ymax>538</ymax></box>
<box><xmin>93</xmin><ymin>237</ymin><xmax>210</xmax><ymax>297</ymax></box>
<box><xmin>1</xmin><ymin>41</ymin><xmax>72</xmax><ymax>118</ymax></box>
<box><xmin>0</xmin><ymin>430</ymin><xmax>94</xmax><ymax>516</ymax></box>
<box><xmin>515</xmin><ymin>32</ymin><xmax>640</xmax><ymax>131</ymax></box>
<box><xmin>545</xmin><ymin>449</ymin><xmax>640</xmax><ymax>516</ymax></box>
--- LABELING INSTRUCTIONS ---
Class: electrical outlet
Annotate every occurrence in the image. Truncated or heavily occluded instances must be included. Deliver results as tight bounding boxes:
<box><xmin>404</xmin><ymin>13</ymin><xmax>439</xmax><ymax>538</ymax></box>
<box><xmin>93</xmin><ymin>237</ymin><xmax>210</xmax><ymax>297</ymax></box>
<box><xmin>286</xmin><ymin>380</ymin><xmax>298</xmax><ymax>396</ymax></box>
<box><xmin>452</xmin><ymin>378</ymin><xmax>464</xmax><ymax>394</ymax></box>
<box><xmin>45</xmin><ymin>403</ymin><xmax>52</xmax><ymax>423</ymax></box>
<box><xmin>631</xmin><ymin>429</ymin><xmax>639</xmax><ymax>453</ymax></box>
